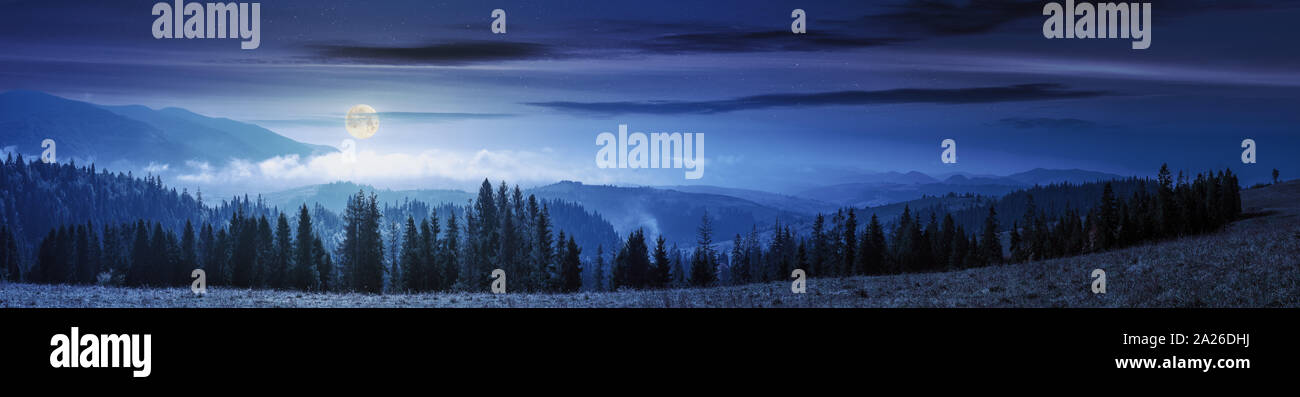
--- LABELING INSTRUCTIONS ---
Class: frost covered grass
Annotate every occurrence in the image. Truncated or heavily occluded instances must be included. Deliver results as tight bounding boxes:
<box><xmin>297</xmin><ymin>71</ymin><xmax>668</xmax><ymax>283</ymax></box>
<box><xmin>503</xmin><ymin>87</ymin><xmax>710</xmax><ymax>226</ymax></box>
<box><xmin>4</xmin><ymin>183</ymin><xmax>1298</xmax><ymax>308</ymax></box>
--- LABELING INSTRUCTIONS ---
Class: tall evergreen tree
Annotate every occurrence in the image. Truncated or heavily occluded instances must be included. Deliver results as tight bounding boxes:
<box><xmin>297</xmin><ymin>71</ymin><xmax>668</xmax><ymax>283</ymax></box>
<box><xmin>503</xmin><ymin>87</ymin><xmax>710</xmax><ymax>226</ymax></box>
<box><xmin>561</xmin><ymin>236</ymin><xmax>583</xmax><ymax>292</ymax></box>
<box><xmin>651</xmin><ymin>235</ymin><xmax>671</xmax><ymax>288</ymax></box>
<box><xmin>441</xmin><ymin>211</ymin><xmax>460</xmax><ymax>290</ymax></box>
<box><xmin>843</xmin><ymin>209</ymin><xmax>857</xmax><ymax>277</ymax></box>
<box><xmin>401</xmin><ymin>216</ymin><xmax>423</xmax><ymax>291</ymax></box>
<box><xmin>2</xmin><ymin>226</ymin><xmax>20</xmax><ymax>281</ymax></box>
<box><xmin>809</xmin><ymin>214</ymin><xmax>826</xmax><ymax>277</ymax></box>
<box><xmin>73</xmin><ymin>224</ymin><xmax>94</xmax><ymax>284</ymax></box>
<box><xmin>859</xmin><ymin>214</ymin><xmax>884</xmax><ymax>275</ymax></box>
<box><xmin>314</xmin><ymin>237</ymin><xmax>333</xmax><ymax>292</ymax></box>
<box><xmin>230</xmin><ymin>210</ymin><xmax>256</xmax><ymax>288</ymax></box>
<box><xmin>386</xmin><ymin>220</ymin><xmax>402</xmax><ymax>292</ymax></box>
<box><xmin>128</xmin><ymin>220</ymin><xmax>150</xmax><ymax>286</ymax></box>
<box><xmin>179</xmin><ymin>220</ymin><xmax>197</xmax><ymax>285</ymax></box>
<box><xmin>980</xmin><ymin>206</ymin><xmax>1002</xmax><ymax>265</ymax></box>
<box><xmin>532</xmin><ymin>203</ymin><xmax>555</xmax><ymax>292</ymax></box>
<box><xmin>690</xmin><ymin>211</ymin><xmax>718</xmax><ymax>287</ymax></box>
<box><xmin>293</xmin><ymin>205</ymin><xmax>320</xmax><ymax>291</ymax></box>
<box><xmin>149</xmin><ymin>222</ymin><xmax>171</xmax><ymax>286</ymax></box>
<box><xmin>592</xmin><ymin>245</ymin><xmax>606</xmax><ymax>292</ymax></box>
<box><xmin>341</xmin><ymin>190</ymin><xmax>385</xmax><ymax>293</ymax></box>
<box><xmin>419</xmin><ymin>217</ymin><xmax>440</xmax><ymax>291</ymax></box>
<box><xmin>271</xmin><ymin>213</ymin><xmax>293</xmax><ymax>289</ymax></box>
<box><xmin>472</xmin><ymin>179</ymin><xmax>499</xmax><ymax>291</ymax></box>
<box><xmin>254</xmin><ymin>216</ymin><xmax>273</xmax><ymax>287</ymax></box>
<box><xmin>212</xmin><ymin>229</ymin><xmax>230</xmax><ymax>286</ymax></box>
<box><xmin>1097</xmin><ymin>182</ymin><xmax>1118</xmax><ymax>250</ymax></box>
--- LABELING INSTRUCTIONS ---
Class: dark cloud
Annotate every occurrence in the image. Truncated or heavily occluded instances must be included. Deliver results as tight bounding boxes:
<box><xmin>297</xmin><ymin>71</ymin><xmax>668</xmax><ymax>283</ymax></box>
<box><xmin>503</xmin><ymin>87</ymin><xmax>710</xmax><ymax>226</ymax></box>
<box><xmin>832</xmin><ymin>0</ymin><xmax>1300</xmax><ymax>40</ymax></box>
<box><xmin>864</xmin><ymin>0</ymin><xmax>1042</xmax><ymax>37</ymax></box>
<box><xmin>307</xmin><ymin>41</ymin><xmax>562</xmax><ymax>65</ymax></box>
<box><xmin>638</xmin><ymin>30</ymin><xmax>904</xmax><ymax>54</ymax></box>
<box><xmin>526</xmin><ymin>83</ymin><xmax>1112</xmax><ymax>115</ymax></box>
<box><xmin>300</xmin><ymin>0</ymin><xmax>1300</xmax><ymax>65</ymax></box>
<box><xmin>996</xmin><ymin>117</ymin><xmax>1099</xmax><ymax>130</ymax></box>
<box><xmin>304</xmin><ymin>28</ymin><xmax>898</xmax><ymax>65</ymax></box>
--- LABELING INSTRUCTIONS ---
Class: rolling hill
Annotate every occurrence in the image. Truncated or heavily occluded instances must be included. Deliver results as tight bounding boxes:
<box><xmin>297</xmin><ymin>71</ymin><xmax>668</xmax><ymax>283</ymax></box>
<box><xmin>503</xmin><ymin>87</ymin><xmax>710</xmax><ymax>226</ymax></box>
<box><xmin>796</xmin><ymin>169</ymin><xmax>1125</xmax><ymax>208</ymax></box>
<box><xmin>0</xmin><ymin>90</ymin><xmax>200</xmax><ymax>168</ymax></box>
<box><xmin>0</xmin><ymin>90</ymin><xmax>333</xmax><ymax>168</ymax></box>
<box><xmin>527</xmin><ymin>181</ymin><xmax>812</xmax><ymax>247</ymax></box>
<box><xmin>102</xmin><ymin>104</ymin><xmax>335</xmax><ymax>162</ymax></box>
<box><xmin>654</xmin><ymin>184</ymin><xmax>838</xmax><ymax>215</ymax></box>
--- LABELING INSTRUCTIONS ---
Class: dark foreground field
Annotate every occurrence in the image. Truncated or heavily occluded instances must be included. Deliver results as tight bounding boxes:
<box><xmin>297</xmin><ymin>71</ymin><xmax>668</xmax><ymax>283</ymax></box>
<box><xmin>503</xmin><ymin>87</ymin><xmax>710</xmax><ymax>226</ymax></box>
<box><xmin>3</xmin><ymin>182</ymin><xmax>1298</xmax><ymax>308</ymax></box>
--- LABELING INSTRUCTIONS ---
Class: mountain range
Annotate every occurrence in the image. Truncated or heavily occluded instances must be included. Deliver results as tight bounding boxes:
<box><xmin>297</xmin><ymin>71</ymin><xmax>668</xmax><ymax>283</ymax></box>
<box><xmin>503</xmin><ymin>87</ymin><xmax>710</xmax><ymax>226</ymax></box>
<box><xmin>0</xmin><ymin>90</ymin><xmax>332</xmax><ymax>169</ymax></box>
<box><xmin>2</xmin><ymin>90</ymin><xmax>1134</xmax><ymax>247</ymax></box>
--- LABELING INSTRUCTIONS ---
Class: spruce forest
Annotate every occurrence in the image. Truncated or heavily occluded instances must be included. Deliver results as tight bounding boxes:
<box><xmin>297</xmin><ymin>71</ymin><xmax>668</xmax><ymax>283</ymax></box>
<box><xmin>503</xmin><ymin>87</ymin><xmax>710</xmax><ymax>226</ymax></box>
<box><xmin>0</xmin><ymin>155</ymin><xmax>1244</xmax><ymax>296</ymax></box>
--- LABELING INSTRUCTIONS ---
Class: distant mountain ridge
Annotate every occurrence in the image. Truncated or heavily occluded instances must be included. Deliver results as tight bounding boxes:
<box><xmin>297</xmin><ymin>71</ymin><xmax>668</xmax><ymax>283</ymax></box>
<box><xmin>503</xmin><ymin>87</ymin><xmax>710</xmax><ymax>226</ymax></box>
<box><xmin>797</xmin><ymin>168</ymin><xmax>1125</xmax><ymax>207</ymax></box>
<box><xmin>0</xmin><ymin>90</ymin><xmax>333</xmax><ymax>168</ymax></box>
<box><xmin>102</xmin><ymin>103</ymin><xmax>336</xmax><ymax>162</ymax></box>
<box><xmin>654</xmin><ymin>184</ymin><xmax>838</xmax><ymax>215</ymax></box>
<box><xmin>1005</xmin><ymin>168</ymin><xmax>1125</xmax><ymax>186</ymax></box>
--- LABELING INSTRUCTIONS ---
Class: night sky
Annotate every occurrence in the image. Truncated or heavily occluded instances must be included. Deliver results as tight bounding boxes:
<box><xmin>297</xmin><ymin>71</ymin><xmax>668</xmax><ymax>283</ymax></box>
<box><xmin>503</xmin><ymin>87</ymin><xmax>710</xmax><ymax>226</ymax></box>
<box><xmin>1</xmin><ymin>0</ymin><xmax>1297</xmax><ymax>193</ymax></box>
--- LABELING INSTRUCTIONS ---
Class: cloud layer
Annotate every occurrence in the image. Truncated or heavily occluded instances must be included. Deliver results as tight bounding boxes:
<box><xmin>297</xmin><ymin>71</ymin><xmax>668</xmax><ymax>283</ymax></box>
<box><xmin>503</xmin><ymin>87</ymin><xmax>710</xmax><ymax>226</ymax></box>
<box><xmin>526</xmin><ymin>83</ymin><xmax>1112</xmax><ymax>115</ymax></box>
<box><xmin>178</xmin><ymin>149</ymin><xmax>572</xmax><ymax>185</ymax></box>
<box><xmin>307</xmin><ymin>41</ymin><xmax>561</xmax><ymax>65</ymax></box>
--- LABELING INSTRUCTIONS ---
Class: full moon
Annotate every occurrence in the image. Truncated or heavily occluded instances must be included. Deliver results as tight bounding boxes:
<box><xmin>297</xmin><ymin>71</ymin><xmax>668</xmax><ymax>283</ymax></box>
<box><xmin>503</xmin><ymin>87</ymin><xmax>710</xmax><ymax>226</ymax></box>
<box><xmin>345</xmin><ymin>104</ymin><xmax>379</xmax><ymax>139</ymax></box>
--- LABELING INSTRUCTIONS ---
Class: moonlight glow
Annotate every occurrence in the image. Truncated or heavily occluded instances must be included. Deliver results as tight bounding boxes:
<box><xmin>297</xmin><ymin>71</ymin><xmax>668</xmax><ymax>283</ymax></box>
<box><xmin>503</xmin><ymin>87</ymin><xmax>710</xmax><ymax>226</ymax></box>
<box><xmin>345</xmin><ymin>104</ymin><xmax>379</xmax><ymax>139</ymax></box>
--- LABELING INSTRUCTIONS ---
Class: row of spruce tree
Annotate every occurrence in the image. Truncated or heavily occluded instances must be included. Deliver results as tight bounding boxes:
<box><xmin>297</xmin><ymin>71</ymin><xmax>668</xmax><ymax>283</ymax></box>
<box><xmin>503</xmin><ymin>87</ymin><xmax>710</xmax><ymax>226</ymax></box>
<box><xmin>10</xmin><ymin>165</ymin><xmax>1242</xmax><ymax>293</ymax></box>
<box><xmin>22</xmin><ymin>205</ymin><xmax>336</xmax><ymax>290</ymax></box>
<box><xmin>594</xmin><ymin>165</ymin><xmax>1243</xmax><ymax>288</ymax></box>
<box><xmin>18</xmin><ymin>180</ymin><xmax>593</xmax><ymax>294</ymax></box>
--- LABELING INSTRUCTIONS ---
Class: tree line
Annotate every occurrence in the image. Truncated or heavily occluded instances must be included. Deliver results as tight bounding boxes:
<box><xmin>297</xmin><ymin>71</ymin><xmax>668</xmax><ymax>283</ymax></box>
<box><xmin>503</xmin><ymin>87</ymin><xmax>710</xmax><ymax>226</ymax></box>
<box><xmin>594</xmin><ymin>165</ymin><xmax>1243</xmax><ymax>288</ymax></box>
<box><xmin>21</xmin><ymin>179</ymin><xmax>596</xmax><ymax>294</ymax></box>
<box><xmin>1007</xmin><ymin>165</ymin><xmax>1241</xmax><ymax>262</ymax></box>
<box><xmin>24</xmin><ymin>204</ymin><xmax>336</xmax><ymax>291</ymax></box>
<box><xmin>11</xmin><ymin>163</ymin><xmax>1243</xmax><ymax>293</ymax></box>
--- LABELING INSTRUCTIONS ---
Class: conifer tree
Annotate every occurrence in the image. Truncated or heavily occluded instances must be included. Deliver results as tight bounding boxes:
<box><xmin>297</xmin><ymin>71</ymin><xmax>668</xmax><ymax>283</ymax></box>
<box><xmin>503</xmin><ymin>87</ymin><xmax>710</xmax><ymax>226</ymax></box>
<box><xmin>2</xmin><ymin>226</ymin><xmax>20</xmax><ymax>281</ymax></box>
<box><xmin>809</xmin><ymin>213</ymin><xmax>826</xmax><ymax>277</ymax></box>
<box><xmin>561</xmin><ymin>236</ymin><xmax>582</xmax><ymax>292</ymax></box>
<box><xmin>293</xmin><ymin>205</ymin><xmax>320</xmax><ymax>291</ymax></box>
<box><xmin>341</xmin><ymin>190</ymin><xmax>385</xmax><ymax>293</ymax></box>
<box><xmin>401</xmin><ymin>216</ymin><xmax>423</xmax><ymax>291</ymax></box>
<box><xmin>980</xmin><ymin>206</ymin><xmax>1002</xmax><ymax>265</ymax></box>
<box><xmin>419</xmin><ymin>217</ymin><xmax>439</xmax><ymax>291</ymax></box>
<box><xmin>843</xmin><ymin>209</ymin><xmax>857</xmax><ymax>277</ymax></box>
<box><xmin>129</xmin><ymin>220</ymin><xmax>150</xmax><ymax>286</ymax></box>
<box><xmin>592</xmin><ymin>245</ymin><xmax>606</xmax><ymax>292</ymax></box>
<box><xmin>271</xmin><ymin>213</ymin><xmax>293</xmax><ymax>289</ymax></box>
<box><xmin>690</xmin><ymin>212</ymin><xmax>718</xmax><ymax>287</ymax></box>
<box><xmin>442</xmin><ymin>211</ymin><xmax>460</xmax><ymax>290</ymax></box>
<box><xmin>532</xmin><ymin>203</ymin><xmax>555</xmax><ymax>291</ymax></box>
<box><xmin>314</xmin><ymin>237</ymin><xmax>333</xmax><ymax>292</ymax></box>
<box><xmin>180</xmin><ymin>220</ymin><xmax>197</xmax><ymax>285</ymax></box>
<box><xmin>424</xmin><ymin>210</ymin><xmax>441</xmax><ymax>290</ymax></box>
<box><xmin>651</xmin><ymin>235</ymin><xmax>671</xmax><ymax>288</ymax></box>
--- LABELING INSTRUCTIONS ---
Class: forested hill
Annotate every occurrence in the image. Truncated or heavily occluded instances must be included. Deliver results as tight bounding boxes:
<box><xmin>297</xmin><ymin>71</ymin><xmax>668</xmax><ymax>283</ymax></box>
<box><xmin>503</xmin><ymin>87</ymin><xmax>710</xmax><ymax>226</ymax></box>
<box><xmin>0</xmin><ymin>158</ymin><xmax>620</xmax><ymax>273</ymax></box>
<box><xmin>0</xmin><ymin>155</ymin><xmax>209</xmax><ymax>256</ymax></box>
<box><xmin>378</xmin><ymin>195</ymin><xmax>620</xmax><ymax>259</ymax></box>
<box><xmin>934</xmin><ymin>170</ymin><xmax>1239</xmax><ymax>236</ymax></box>
<box><xmin>899</xmin><ymin>177</ymin><xmax>1160</xmax><ymax>234</ymax></box>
